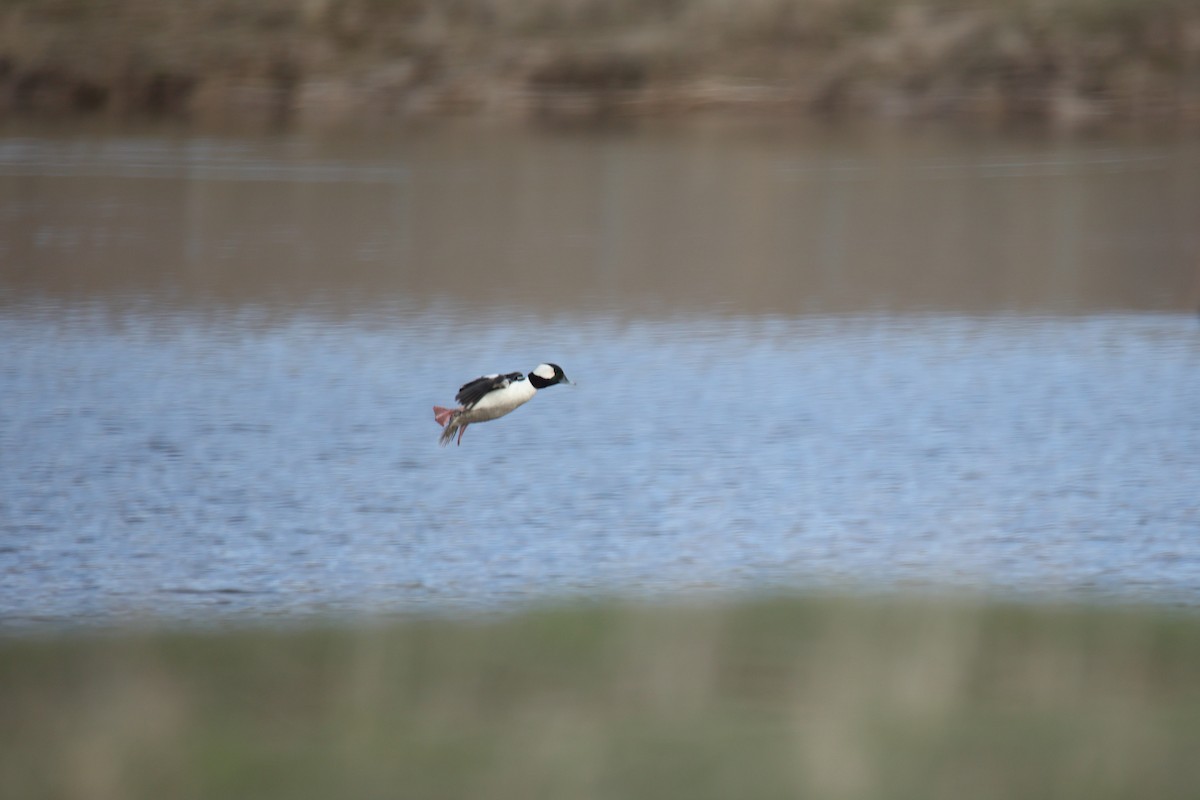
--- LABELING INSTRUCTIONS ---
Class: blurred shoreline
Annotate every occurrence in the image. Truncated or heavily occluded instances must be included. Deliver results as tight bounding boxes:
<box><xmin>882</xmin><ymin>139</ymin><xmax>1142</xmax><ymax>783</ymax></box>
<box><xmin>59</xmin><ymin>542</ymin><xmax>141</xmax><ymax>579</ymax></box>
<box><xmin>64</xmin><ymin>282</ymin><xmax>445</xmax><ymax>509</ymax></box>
<box><xmin>4</xmin><ymin>593</ymin><xmax>1200</xmax><ymax>799</ymax></box>
<box><xmin>1</xmin><ymin>0</ymin><xmax>1198</xmax><ymax>132</ymax></box>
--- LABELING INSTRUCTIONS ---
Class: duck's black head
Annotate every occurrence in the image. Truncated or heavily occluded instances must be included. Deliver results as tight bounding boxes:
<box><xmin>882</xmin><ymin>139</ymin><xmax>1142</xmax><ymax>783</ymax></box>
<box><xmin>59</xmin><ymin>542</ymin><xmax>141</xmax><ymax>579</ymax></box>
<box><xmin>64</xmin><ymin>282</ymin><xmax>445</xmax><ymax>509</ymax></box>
<box><xmin>528</xmin><ymin>363</ymin><xmax>571</xmax><ymax>389</ymax></box>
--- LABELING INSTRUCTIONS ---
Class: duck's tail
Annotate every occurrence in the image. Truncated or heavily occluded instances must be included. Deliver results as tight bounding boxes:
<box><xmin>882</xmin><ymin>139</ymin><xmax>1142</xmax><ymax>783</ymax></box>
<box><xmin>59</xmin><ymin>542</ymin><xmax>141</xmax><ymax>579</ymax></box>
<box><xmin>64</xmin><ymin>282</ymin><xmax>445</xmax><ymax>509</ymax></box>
<box><xmin>434</xmin><ymin>406</ymin><xmax>465</xmax><ymax>446</ymax></box>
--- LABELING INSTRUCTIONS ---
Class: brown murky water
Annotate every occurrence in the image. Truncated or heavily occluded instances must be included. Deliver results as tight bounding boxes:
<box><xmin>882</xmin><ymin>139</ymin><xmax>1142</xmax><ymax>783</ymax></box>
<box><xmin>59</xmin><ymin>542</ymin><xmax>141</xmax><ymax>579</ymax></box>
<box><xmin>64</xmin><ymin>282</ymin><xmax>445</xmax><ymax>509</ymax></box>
<box><xmin>3</xmin><ymin>121</ymin><xmax>1197</xmax><ymax>315</ymax></box>
<box><xmin>2</xmin><ymin>122</ymin><xmax>1199</xmax><ymax>625</ymax></box>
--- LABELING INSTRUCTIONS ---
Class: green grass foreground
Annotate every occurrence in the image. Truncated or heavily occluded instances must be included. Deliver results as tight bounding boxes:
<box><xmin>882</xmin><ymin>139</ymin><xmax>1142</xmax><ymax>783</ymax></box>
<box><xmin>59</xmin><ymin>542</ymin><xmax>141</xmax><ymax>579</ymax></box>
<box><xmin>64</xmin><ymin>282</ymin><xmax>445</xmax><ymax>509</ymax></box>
<box><xmin>3</xmin><ymin>595</ymin><xmax>1200</xmax><ymax>799</ymax></box>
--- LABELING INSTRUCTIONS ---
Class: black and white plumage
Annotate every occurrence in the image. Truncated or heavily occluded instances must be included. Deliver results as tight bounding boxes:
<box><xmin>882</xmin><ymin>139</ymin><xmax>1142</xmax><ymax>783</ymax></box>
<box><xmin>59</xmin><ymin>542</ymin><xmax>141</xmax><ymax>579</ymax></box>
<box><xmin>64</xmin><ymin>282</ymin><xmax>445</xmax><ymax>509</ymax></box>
<box><xmin>433</xmin><ymin>363</ymin><xmax>571</xmax><ymax>446</ymax></box>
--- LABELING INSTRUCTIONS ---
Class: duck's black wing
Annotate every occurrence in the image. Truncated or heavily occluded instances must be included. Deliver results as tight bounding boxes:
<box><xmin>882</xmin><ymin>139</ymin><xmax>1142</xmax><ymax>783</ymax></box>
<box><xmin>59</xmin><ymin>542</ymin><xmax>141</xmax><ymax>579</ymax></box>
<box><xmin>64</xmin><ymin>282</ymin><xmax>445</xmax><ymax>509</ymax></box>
<box><xmin>455</xmin><ymin>371</ymin><xmax>524</xmax><ymax>408</ymax></box>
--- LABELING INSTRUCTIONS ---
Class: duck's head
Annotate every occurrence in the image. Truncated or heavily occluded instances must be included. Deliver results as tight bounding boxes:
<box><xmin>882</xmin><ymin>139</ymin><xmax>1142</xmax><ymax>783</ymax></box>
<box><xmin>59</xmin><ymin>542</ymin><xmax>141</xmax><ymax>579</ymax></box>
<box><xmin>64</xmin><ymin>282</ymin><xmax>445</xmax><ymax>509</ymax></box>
<box><xmin>529</xmin><ymin>363</ymin><xmax>571</xmax><ymax>389</ymax></box>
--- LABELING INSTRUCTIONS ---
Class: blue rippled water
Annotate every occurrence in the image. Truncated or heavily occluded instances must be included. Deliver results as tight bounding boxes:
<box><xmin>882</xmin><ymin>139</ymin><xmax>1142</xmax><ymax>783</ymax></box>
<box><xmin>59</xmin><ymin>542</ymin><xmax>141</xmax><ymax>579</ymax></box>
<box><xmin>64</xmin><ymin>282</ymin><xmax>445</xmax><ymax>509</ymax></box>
<box><xmin>2</xmin><ymin>303</ymin><xmax>1198</xmax><ymax>625</ymax></box>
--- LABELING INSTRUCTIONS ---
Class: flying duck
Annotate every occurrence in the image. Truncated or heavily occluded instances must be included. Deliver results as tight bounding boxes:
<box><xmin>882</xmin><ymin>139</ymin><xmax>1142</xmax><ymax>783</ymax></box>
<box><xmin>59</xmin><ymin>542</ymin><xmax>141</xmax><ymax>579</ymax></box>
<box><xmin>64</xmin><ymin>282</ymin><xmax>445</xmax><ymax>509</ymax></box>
<box><xmin>434</xmin><ymin>363</ymin><xmax>571</xmax><ymax>446</ymax></box>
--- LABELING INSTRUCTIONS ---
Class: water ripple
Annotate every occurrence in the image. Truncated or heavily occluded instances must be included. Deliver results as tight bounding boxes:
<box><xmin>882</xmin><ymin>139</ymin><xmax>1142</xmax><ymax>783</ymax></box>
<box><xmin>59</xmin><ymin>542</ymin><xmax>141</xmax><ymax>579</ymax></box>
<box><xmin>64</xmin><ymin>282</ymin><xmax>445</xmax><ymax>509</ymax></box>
<box><xmin>2</xmin><ymin>304</ymin><xmax>1199</xmax><ymax>625</ymax></box>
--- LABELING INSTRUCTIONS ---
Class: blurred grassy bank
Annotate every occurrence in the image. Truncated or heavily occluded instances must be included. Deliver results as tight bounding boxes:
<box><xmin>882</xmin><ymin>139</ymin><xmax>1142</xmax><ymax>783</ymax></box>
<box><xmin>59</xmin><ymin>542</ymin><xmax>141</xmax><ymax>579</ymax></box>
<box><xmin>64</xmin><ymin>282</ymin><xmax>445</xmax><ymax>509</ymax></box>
<box><xmin>3</xmin><ymin>595</ymin><xmax>1200</xmax><ymax>799</ymax></box>
<box><xmin>1</xmin><ymin>0</ymin><xmax>1198</xmax><ymax>130</ymax></box>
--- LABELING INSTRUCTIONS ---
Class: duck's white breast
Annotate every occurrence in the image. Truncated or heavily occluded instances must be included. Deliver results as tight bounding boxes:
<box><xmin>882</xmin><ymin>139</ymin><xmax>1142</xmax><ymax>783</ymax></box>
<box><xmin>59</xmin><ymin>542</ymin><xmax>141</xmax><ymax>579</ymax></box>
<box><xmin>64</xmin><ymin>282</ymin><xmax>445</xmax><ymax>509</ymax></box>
<box><xmin>468</xmin><ymin>379</ymin><xmax>536</xmax><ymax>421</ymax></box>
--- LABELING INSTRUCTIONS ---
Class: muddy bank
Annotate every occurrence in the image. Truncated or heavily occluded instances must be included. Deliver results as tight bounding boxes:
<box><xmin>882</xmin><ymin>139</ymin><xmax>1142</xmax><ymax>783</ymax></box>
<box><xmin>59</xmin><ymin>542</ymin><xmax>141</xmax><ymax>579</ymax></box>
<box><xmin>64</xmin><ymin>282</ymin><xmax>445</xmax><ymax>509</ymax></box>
<box><xmin>1</xmin><ymin>0</ymin><xmax>1198</xmax><ymax>130</ymax></box>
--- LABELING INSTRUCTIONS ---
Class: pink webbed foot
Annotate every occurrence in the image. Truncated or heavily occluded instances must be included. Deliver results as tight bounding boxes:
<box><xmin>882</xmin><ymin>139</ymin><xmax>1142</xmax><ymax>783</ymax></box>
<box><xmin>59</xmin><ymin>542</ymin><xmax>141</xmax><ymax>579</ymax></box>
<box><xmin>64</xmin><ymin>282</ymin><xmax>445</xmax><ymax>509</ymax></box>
<box><xmin>433</xmin><ymin>406</ymin><xmax>457</xmax><ymax>427</ymax></box>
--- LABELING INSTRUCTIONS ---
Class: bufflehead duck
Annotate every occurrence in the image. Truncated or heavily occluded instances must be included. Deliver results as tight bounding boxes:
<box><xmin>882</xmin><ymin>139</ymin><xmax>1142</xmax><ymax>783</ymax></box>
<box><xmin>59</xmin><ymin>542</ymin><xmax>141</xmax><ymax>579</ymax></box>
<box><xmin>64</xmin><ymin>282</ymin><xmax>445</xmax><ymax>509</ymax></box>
<box><xmin>434</xmin><ymin>363</ymin><xmax>571</xmax><ymax>446</ymax></box>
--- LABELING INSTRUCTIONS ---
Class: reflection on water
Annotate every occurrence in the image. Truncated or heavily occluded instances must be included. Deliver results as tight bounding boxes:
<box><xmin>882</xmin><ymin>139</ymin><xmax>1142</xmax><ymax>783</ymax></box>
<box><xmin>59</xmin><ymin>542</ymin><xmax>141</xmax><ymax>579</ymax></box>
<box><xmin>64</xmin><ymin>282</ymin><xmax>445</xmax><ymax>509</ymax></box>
<box><xmin>2</xmin><ymin>304</ymin><xmax>1198</xmax><ymax>624</ymax></box>
<box><xmin>1</xmin><ymin>124</ymin><xmax>1199</xmax><ymax>625</ymax></box>
<box><xmin>1</xmin><ymin>124</ymin><xmax>1197</xmax><ymax>315</ymax></box>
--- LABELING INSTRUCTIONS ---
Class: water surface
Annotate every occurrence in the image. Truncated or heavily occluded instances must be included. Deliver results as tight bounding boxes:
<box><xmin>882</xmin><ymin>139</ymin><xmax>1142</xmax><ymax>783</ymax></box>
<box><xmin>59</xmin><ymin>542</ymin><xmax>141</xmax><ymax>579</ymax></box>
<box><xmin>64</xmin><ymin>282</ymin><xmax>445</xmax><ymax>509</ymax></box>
<box><xmin>2</xmin><ymin>124</ymin><xmax>1199</xmax><ymax>625</ymax></box>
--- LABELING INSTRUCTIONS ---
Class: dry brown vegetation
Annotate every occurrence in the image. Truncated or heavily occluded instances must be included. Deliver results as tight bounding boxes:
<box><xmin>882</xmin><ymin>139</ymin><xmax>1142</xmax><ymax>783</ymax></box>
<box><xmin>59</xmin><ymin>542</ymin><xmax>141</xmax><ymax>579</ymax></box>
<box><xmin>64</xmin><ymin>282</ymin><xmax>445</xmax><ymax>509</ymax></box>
<box><xmin>0</xmin><ymin>0</ymin><xmax>1198</xmax><ymax>129</ymax></box>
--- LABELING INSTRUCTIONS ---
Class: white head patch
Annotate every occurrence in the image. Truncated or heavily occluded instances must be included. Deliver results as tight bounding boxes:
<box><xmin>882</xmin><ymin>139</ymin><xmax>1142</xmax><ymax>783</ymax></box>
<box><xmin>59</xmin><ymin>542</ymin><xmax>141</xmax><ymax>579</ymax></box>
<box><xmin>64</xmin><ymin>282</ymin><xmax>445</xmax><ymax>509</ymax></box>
<box><xmin>532</xmin><ymin>363</ymin><xmax>556</xmax><ymax>380</ymax></box>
